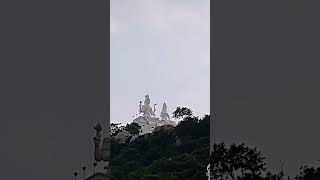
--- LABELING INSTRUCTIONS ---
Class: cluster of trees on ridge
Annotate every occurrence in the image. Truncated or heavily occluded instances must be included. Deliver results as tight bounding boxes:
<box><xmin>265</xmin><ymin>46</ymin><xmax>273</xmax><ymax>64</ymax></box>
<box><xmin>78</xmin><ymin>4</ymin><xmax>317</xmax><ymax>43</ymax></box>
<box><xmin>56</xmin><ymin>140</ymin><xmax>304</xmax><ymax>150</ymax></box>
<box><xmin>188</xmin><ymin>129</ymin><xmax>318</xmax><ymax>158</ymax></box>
<box><xmin>110</xmin><ymin>107</ymin><xmax>210</xmax><ymax>180</ymax></box>
<box><xmin>209</xmin><ymin>142</ymin><xmax>320</xmax><ymax>180</ymax></box>
<box><xmin>110</xmin><ymin>107</ymin><xmax>320</xmax><ymax>180</ymax></box>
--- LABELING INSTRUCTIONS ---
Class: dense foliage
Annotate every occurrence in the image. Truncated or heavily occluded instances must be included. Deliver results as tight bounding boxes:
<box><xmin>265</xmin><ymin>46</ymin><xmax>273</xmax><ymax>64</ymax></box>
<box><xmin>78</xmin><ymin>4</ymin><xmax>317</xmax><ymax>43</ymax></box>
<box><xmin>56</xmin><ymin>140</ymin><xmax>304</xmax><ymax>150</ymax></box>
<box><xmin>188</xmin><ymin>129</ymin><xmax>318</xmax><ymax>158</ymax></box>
<box><xmin>110</xmin><ymin>110</ymin><xmax>210</xmax><ymax>180</ymax></box>
<box><xmin>210</xmin><ymin>143</ymin><xmax>267</xmax><ymax>180</ymax></box>
<box><xmin>110</xmin><ymin>106</ymin><xmax>320</xmax><ymax>180</ymax></box>
<box><xmin>295</xmin><ymin>165</ymin><xmax>320</xmax><ymax>180</ymax></box>
<box><xmin>172</xmin><ymin>107</ymin><xmax>193</xmax><ymax>120</ymax></box>
<box><xmin>111</xmin><ymin>122</ymin><xmax>141</xmax><ymax>136</ymax></box>
<box><xmin>209</xmin><ymin>143</ymin><xmax>320</xmax><ymax>180</ymax></box>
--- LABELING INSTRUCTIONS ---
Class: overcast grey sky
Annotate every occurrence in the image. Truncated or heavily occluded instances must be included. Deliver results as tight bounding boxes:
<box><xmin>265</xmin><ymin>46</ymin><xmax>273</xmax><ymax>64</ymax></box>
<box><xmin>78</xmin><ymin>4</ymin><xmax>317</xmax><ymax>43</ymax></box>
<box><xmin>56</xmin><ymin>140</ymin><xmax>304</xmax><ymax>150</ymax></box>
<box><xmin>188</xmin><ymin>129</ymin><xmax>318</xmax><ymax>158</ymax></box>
<box><xmin>110</xmin><ymin>0</ymin><xmax>210</xmax><ymax>125</ymax></box>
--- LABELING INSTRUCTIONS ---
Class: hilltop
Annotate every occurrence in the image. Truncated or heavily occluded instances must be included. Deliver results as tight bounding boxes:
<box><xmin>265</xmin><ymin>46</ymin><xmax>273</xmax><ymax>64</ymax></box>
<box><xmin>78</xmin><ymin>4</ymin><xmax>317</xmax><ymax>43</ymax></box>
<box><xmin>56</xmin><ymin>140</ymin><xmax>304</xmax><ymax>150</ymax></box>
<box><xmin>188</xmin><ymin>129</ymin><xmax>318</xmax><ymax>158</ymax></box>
<box><xmin>110</xmin><ymin>108</ymin><xmax>210</xmax><ymax>180</ymax></box>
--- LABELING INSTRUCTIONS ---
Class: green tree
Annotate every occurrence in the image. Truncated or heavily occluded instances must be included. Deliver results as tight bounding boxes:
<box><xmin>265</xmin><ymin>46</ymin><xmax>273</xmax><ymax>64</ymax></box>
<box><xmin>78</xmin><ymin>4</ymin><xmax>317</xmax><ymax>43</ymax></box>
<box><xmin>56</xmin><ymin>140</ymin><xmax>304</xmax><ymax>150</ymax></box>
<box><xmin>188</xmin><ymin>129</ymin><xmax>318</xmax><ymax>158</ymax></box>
<box><xmin>111</xmin><ymin>123</ymin><xmax>125</xmax><ymax>136</ymax></box>
<box><xmin>173</xmin><ymin>107</ymin><xmax>193</xmax><ymax>119</ymax></box>
<box><xmin>175</xmin><ymin>116</ymin><xmax>198</xmax><ymax>137</ymax></box>
<box><xmin>210</xmin><ymin>143</ymin><xmax>266</xmax><ymax>180</ymax></box>
<box><xmin>265</xmin><ymin>171</ymin><xmax>286</xmax><ymax>180</ymax></box>
<box><xmin>295</xmin><ymin>165</ymin><xmax>320</xmax><ymax>180</ymax></box>
<box><xmin>141</xmin><ymin>175</ymin><xmax>161</xmax><ymax>180</ymax></box>
<box><xmin>125</xmin><ymin>122</ymin><xmax>141</xmax><ymax>135</ymax></box>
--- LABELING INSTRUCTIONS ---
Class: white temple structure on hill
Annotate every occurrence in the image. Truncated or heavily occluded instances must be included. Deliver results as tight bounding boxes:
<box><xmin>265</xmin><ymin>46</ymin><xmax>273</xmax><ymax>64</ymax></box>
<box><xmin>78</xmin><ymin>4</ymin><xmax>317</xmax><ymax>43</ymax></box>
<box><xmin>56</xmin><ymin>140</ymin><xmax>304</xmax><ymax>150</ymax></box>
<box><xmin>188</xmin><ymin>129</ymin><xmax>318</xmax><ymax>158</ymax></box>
<box><xmin>133</xmin><ymin>94</ymin><xmax>176</xmax><ymax>135</ymax></box>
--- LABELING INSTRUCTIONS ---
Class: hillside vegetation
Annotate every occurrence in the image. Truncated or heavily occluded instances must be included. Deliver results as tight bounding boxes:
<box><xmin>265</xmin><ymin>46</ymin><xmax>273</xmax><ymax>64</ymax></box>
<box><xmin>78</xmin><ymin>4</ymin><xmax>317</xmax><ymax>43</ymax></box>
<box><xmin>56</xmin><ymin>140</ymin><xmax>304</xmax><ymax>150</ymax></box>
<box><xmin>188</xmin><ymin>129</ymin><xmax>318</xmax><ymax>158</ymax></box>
<box><xmin>110</xmin><ymin>107</ymin><xmax>210</xmax><ymax>180</ymax></box>
<box><xmin>110</xmin><ymin>105</ymin><xmax>320</xmax><ymax>180</ymax></box>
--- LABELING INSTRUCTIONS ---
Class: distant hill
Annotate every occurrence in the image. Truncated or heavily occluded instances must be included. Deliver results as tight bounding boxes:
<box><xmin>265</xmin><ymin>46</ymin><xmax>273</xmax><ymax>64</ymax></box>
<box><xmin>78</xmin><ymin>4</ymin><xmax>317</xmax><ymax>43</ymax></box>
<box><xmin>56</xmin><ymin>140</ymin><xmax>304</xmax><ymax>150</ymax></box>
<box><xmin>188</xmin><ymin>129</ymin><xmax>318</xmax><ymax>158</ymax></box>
<box><xmin>110</xmin><ymin>114</ymin><xmax>210</xmax><ymax>180</ymax></box>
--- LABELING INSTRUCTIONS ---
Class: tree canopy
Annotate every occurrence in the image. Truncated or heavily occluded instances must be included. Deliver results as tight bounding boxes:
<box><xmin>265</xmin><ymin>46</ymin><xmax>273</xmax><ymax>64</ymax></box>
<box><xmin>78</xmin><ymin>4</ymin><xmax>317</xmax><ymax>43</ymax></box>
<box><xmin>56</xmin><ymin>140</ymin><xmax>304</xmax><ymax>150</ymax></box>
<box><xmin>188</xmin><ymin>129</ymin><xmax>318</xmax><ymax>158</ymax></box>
<box><xmin>110</xmin><ymin>111</ymin><xmax>209</xmax><ymax>180</ymax></box>
<box><xmin>172</xmin><ymin>107</ymin><xmax>193</xmax><ymax>119</ymax></box>
<box><xmin>110</xmin><ymin>107</ymin><xmax>320</xmax><ymax>180</ymax></box>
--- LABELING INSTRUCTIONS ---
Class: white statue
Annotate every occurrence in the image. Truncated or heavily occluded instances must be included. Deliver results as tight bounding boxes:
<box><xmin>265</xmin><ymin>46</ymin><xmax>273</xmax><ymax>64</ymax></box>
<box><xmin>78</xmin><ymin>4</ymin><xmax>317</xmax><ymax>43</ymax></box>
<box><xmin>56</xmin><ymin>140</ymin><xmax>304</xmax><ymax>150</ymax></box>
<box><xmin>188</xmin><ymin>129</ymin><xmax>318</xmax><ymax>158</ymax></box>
<box><xmin>93</xmin><ymin>122</ymin><xmax>110</xmax><ymax>176</ymax></box>
<box><xmin>139</xmin><ymin>95</ymin><xmax>156</xmax><ymax>118</ymax></box>
<box><xmin>160</xmin><ymin>103</ymin><xmax>170</xmax><ymax>121</ymax></box>
<box><xmin>206</xmin><ymin>164</ymin><xmax>212</xmax><ymax>180</ymax></box>
<box><xmin>93</xmin><ymin>123</ymin><xmax>110</xmax><ymax>163</ymax></box>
